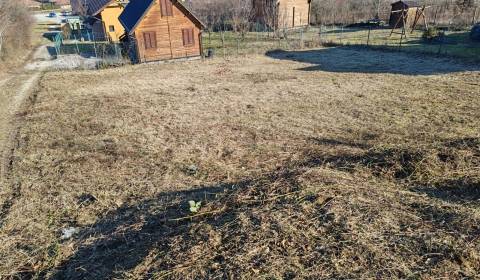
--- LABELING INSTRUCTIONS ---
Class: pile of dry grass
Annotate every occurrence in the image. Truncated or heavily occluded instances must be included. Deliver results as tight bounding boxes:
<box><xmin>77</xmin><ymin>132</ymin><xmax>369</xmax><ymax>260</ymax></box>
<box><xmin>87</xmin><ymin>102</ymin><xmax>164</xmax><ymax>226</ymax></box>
<box><xmin>0</xmin><ymin>49</ymin><xmax>479</xmax><ymax>279</ymax></box>
<box><xmin>53</xmin><ymin>143</ymin><xmax>480</xmax><ymax>279</ymax></box>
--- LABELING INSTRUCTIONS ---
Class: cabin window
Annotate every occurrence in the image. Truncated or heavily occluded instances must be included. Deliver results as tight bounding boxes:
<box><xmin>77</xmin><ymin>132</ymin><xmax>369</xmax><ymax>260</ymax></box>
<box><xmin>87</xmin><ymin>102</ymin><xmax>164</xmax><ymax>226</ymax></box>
<box><xmin>109</xmin><ymin>25</ymin><xmax>115</xmax><ymax>32</ymax></box>
<box><xmin>182</xmin><ymin>28</ymin><xmax>195</xmax><ymax>46</ymax></box>
<box><xmin>160</xmin><ymin>0</ymin><xmax>173</xmax><ymax>16</ymax></box>
<box><xmin>143</xmin><ymin>32</ymin><xmax>157</xmax><ymax>49</ymax></box>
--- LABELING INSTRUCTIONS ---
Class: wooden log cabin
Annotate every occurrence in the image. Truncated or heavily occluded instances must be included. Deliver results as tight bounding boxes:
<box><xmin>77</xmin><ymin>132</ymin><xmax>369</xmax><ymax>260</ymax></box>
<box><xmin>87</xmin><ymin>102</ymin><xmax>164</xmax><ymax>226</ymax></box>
<box><xmin>71</xmin><ymin>0</ymin><xmax>128</xmax><ymax>42</ymax></box>
<box><xmin>119</xmin><ymin>0</ymin><xmax>205</xmax><ymax>63</ymax></box>
<box><xmin>252</xmin><ymin>0</ymin><xmax>312</xmax><ymax>30</ymax></box>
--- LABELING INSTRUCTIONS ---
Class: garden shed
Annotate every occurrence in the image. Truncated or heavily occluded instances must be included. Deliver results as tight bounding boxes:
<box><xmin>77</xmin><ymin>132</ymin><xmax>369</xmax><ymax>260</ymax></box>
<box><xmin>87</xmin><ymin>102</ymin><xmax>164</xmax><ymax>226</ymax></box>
<box><xmin>252</xmin><ymin>0</ymin><xmax>312</xmax><ymax>30</ymax></box>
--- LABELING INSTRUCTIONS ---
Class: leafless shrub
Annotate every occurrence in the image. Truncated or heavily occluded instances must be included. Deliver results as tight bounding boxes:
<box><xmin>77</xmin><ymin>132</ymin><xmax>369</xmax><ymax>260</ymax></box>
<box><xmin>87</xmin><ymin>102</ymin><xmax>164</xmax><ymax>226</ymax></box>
<box><xmin>231</xmin><ymin>0</ymin><xmax>252</xmax><ymax>34</ymax></box>
<box><xmin>0</xmin><ymin>0</ymin><xmax>33</xmax><ymax>61</ymax></box>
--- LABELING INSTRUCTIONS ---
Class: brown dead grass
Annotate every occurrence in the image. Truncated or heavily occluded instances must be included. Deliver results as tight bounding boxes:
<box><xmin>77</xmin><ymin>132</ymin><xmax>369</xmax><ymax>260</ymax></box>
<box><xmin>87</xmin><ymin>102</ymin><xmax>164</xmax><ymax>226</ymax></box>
<box><xmin>0</xmin><ymin>47</ymin><xmax>479</xmax><ymax>279</ymax></box>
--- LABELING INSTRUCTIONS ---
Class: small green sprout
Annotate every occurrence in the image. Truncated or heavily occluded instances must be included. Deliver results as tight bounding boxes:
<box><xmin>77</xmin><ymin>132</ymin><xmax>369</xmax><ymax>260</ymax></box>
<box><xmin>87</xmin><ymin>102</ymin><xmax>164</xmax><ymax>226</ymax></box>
<box><xmin>188</xmin><ymin>200</ymin><xmax>202</xmax><ymax>213</ymax></box>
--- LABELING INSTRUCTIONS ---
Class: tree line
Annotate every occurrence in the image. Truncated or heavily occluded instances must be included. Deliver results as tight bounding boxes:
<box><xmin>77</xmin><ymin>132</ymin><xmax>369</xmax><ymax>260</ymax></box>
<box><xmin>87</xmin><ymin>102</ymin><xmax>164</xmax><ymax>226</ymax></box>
<box><xmin>310</xmin><ymin>0</ymin><xmax>478</xmax><ymax>26</ymax></box>
<box><xmin>185</xmin><ymin>0</ymin><xmax>478</xmax><ymax>31</ymax></box>
<box><xmin>0</xmin><ymin>0</ymin><xmax>477</xmax><ymax>62</ymax></box>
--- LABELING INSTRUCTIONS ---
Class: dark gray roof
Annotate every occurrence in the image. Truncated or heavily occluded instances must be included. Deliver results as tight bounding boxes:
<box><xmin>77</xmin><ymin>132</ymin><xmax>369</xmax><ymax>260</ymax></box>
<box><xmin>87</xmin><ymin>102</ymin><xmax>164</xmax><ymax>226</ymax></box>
<box><xmin>72</xmin><ymin>0</ymin><xmax>115</xmax><ymax>16</ymax></box>
<box><xmin>118</xmin><ymin>0</ymin><xmax>155</xmax><ymax>33</ymax></box>
<box><xmin>88</xmin><ymin>0</ymin><xmax>115</xmax><ymax>15</ymax></box>
<box><xmin>119</xmin><ymin>0</ymin><xmax>205</xmax><ymax>34</ymax></box>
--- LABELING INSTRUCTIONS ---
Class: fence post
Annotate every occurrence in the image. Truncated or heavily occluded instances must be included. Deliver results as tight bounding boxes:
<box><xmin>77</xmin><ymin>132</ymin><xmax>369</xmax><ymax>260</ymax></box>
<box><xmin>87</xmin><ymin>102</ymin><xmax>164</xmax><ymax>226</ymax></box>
<box><xmin>92</xmin><ymin>32</ymin><xmax>98</xmax><ymax>58</ymax></box>
<box><xmin>319</xmin><ymin>25</ymin><xmax>322</xmax><ymax>44</ymax></box>
<box><xmin>74</xmin><ymin>35</ymin><xmax>80</xmax><ymax>54</ymax></box>
<box><xmin>221</xmin><ymin>31</ymin><xmax>225</xmax><ymax>58</ymax></box>
<box><xmin>236</xmin><ymin>34</ymin><xmax>239</xmax><ymax>56</ymax></box>
<box><xmin>341</xmin><ymin>25</ymin><xmax>344</xmax><ymax>43</ymax></box>
<box><xmin>208</xmin><ymin>31</ymin><xmax>211</xmax><ymax>49</ymax></box>
<box><xmin>367</xmin><ymin>27</ymin><xmax>371</xmax><ymax>46</ymax></box>
<box><xmin>437</xmin><ymin>38</ymin><xmax>443</xmax><ymax>55</ymax></box>
<box><xmin>116</xmin><ymin>44</ymin><xmax>121</xmax><ymax>61</ymax></box>
<box><xmin>300</xmin><ymin>28</ymin><xmax>304</xmax><ymax>49</ymax></box>
<box><xmin>336</xmin><ymin>26</ymin><xmax>340</xmax><ymax>44</ymax></box>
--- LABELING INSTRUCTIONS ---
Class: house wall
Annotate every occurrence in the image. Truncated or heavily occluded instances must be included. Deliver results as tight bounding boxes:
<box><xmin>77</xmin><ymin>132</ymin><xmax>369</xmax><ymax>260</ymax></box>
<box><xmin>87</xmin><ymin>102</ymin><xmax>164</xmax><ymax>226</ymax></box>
<box><xmin>100</xmin><ymin>4</ymin><xmax>126</xmax><ymax>42</ymax></box>
<box><xmin>277</xmin><ymin>0</ymin><xmax>310</xmax><ymax>28</ymax></box>
<box><xmin>252</xmin><ymin>0</ymin><xmax>310</xmax><ymax>29</ymax></box>
<box><xmin>134</xmin><ymin>0</ymin><xmax>202</xmax><ymax>62</ymax></box>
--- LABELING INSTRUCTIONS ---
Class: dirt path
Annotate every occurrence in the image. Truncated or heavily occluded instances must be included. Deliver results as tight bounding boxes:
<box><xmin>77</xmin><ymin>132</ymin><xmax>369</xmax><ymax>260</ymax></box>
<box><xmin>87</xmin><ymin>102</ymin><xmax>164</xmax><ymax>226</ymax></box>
<box><xmin>0</xmin><ymin>47</ymin><xmax>46</xmax><ymax>188</ymax></box>
<box><xmin>0</xmin><ymin>47</ymin><xmax>49</xmax><ymax>219</ymax></box>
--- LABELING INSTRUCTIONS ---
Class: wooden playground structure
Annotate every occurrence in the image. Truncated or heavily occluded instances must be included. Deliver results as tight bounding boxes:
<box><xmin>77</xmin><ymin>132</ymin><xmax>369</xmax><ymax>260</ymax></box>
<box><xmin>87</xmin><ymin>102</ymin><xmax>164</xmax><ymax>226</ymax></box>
<box><xmin>389</xmin><ymin>1</ymin><xmax>430</xmax><ymax>45</ymax></box>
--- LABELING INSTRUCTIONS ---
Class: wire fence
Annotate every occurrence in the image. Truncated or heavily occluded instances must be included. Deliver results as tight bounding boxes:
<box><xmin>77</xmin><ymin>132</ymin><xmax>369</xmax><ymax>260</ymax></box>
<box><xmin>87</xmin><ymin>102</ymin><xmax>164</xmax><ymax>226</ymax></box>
<box><xmin>201</xmin><ymin>25</ymin><xmax>480</xmax><ymax>62</ymax></box>
<box><xmin>51</xmin><ymin>25</ymin><xmax>479</xmax><ymax>65</ymax></box>
<box><xmin>50</xmin><ymin>31</ymin><xmax>128</xmax><ymax>68</ymax></box>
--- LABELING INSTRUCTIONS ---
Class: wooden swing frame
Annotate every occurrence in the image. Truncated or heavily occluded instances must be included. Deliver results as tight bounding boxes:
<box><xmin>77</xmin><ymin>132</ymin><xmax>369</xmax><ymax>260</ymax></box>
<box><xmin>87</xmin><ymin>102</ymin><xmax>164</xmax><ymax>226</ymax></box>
<box><xmin>389</xmin><ymin>4</ymin><xmax>430</xmax><ymax>39</ymax></box>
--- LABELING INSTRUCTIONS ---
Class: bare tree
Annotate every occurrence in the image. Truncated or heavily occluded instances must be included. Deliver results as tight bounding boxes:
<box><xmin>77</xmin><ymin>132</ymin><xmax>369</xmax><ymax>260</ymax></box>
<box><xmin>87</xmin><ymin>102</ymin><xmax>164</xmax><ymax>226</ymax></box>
<box><xmin>71</xmin><ymin>0</ymin><xmax>88</xmax><ymax>16</ymax></box>
<box><xmin>188</xmin><ymin>0</ymin><xmax>478</xmax><ymax>31</ymax></box>
<box><xmin>192</xmin><ymin>0</ymin><xmax>230</xmax><ymax>31</ymax></box>
<box><xmin>231</xmin><ymin>0</ymin><xmax>252</xmax><ymax>34</ymax></box>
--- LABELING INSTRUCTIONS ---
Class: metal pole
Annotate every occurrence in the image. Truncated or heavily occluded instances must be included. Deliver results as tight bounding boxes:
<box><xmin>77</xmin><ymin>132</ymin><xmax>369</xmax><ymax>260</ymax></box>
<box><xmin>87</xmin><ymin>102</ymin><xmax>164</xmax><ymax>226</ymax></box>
<box><xmin>208</xmin><ymin>31</ymin><xmax>211</xmax><ymax>49</ymax></box>
<box><xmin>340</xmin><ymin>26</ymin><xmax>343</xmax><ymax>43</ymax></box>
<box><xmin>300</xmin><ymin>28</ymin><xmax>304</xmax><ymax>48</ymax></box>
<box><xmin>74</xmin><ymin>35</ymin><xmax>80</xmax><ymax>54</ymax></box>
<box><xmin>116</xmin><ymin>44</ymin><xmax>121</xmax><ymax>61</ymax></box>
<box><xmin>319</xmin><ymin>25</ymin><xmax>322</xmax><ymax>44</ymax></box>
<box><xmin>92</xmin><ymin>32</ymin><xmax>97</xmax><ymax>58</ymax></box>
<box><xmin>367</xmin><ymin>27</ymin><xmax>371</xmax><ymax>46</ymax></box>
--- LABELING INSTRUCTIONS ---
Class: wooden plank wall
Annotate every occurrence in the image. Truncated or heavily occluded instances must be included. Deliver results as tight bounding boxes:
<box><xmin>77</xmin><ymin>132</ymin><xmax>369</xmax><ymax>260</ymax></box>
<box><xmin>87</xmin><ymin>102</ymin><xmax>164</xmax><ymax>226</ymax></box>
<box><xmin>252</xmin><ymin>0</ymin><xmax>310</xmax><ymax>29</ymax></box>
<box><xmin>134</xmin><ymin>0</ymin><xmax>201</xmax><ymax>62</ymax></box>
<box><xmin>278</xmin><ymin>0</ymin><xmax>310</xmax><ymax>28</ymax></box>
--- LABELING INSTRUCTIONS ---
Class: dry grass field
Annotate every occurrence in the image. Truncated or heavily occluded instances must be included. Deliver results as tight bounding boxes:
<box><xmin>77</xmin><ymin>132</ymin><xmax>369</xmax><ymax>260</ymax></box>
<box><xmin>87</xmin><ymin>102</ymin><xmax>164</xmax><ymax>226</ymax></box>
<box><xmin>1</xmin><ymin>47</ymin><xmax>479</xmax><ymax>279</ymax></box>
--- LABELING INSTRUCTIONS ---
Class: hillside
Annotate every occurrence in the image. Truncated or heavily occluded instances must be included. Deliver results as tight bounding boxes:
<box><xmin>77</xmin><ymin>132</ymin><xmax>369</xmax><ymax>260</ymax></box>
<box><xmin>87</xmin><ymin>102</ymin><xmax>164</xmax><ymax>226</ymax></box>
<box><xmin>0</xmin><ymin>47</ymin><xmax>479</xmax><ymax>279</ymax></box>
